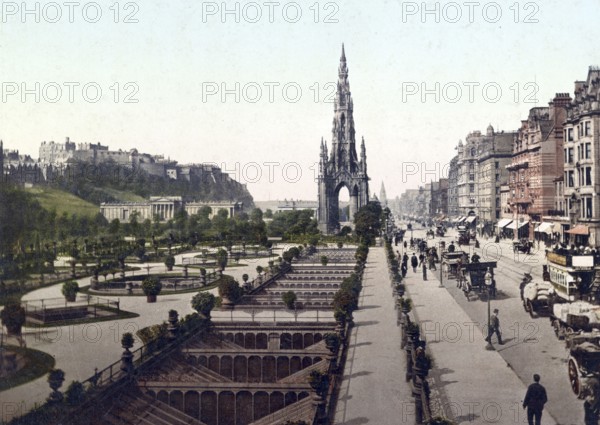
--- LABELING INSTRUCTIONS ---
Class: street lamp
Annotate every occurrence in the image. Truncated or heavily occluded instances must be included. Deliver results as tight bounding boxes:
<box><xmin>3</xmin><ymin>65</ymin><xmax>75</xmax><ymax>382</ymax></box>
<box><xmin>484</xmin><ymin>267</ymin><xmax>494</xmax><ymax>351</ymax></box>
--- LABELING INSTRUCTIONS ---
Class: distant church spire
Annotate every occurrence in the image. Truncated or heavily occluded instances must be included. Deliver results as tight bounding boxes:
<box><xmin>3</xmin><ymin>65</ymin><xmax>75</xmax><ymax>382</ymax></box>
<box><xmin>380</xmin><ymin>182</ymin><xmax>388</xmax><ymax>207</ymax></box>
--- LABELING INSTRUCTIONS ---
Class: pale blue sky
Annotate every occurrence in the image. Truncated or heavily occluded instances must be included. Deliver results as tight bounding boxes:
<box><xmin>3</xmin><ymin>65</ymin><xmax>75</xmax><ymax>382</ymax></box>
<box><xmin>1</xmin><ymin>0</ymin><xmax>598</xmax><ymax>201</ymax></box>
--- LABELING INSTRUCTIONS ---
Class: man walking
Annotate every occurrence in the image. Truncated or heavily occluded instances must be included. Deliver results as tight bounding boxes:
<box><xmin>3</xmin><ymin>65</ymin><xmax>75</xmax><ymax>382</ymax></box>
<box><xmin>523</xmin><ymin>374</ymin><xmax>548</xmax><ymax>425</ymax></box>
<box><xmin>485</xmin><ymin>308</ymin><xmax>503</xmax><ymax>345</ymax></box>
<box><xmin>411</xmin><ymin>253</ymin><xmax>418</xmax><ymax>273</ymax></box>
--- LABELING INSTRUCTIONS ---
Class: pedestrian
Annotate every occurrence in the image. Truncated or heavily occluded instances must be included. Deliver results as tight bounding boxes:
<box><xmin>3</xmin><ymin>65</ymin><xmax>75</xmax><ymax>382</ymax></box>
<box><xmin>485</xmin><ymin>308</ymin><xmax>503</xmax><ymax>345</ymax></box>
<box><xmin>411</xmin><ymin>253</ymin><xmax>418</xmax><ymax>273</ymax></box>
<box><xmin>448</xmin><ymin>241</ymin><xmax>455</xmax><ymax>253</ymax></box>
<box><xmin>428</xmin><ymin>253</ymin><xmax>436</xmax><ymax>271</ymax></box>
<box><xmin>401</xmin><ymin>262</ymin><xmax>408</xmax><ymax>278</ymax></box>
<box><xmin>403</xmin><ymin>241</ymin><xmax>407</xmax><ymax>249</ymax></box>
<box><xmin>402</xmin><ymin>253</ymin><xmax>409</xmax><ymax>265</ymax></box>
<box><xmin>422</xmin><ymin>262</ymin><xmax>427</xmax><ymax>280</ymax></box>
<box><xmin>418</xmin><ymin>253</ymin><xmax>425</xmax><ymax>267</ymax></box>
<box><xmin>523</xmin><ymin>374</ymin><xmax>547</xmax><ymax>425</ymax></box>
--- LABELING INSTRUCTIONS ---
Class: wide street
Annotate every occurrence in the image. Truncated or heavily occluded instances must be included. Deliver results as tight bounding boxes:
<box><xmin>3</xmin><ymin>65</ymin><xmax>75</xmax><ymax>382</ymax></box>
<box><xmin>403</xmin><ymin>224</ymin><xmax>583</xmax><ymax>425</ymax></box>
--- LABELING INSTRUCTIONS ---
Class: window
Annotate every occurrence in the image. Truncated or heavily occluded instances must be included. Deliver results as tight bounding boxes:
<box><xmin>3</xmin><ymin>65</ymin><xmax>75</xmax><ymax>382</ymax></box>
<box><xmin>568</xmin><ymin>170</ymin><xmax>575</xmax><ymax>187</ymax></box>
<box><xmin>567</xmin><ymin>148</ymin><xmax>574</xmax><ymax>163</ymax></box>
<box><xmin>585</xmin><ymin>121</ymin><xmax>591</xmax><ymax>136</ymax></box>
<box><xmin>471</xmin><ymin>148</ymin><xmax>476</xmax><ymax>157</ymax></box>
<box><xmin>567</xmin><ymin>128</ymin><xmax>574</xmax><ymax>142</ymax></box>
<box><xmin>496</xmin><ymin>198</ymin><xmax>500</xmax><ymax>208</ymax></box>
<box><xmin>469</xmin><ymin>174</ymin><xmax>475</xmax><ymax>181</ymax></box>
<box><xmin>584</xmin><ymin>197</ymin><xmax>593</xmax><ymax>218</ymax></box>
<box><xmin>495</xmin><ymin>173</ymin><xmax>500</xmax><ymax>182</ymax></box>
<box><xmin>469</xmin><ymin>184</ymin><xmax>475</xmax><ymax>193</ymax></box>
<box><xmin>586</xmin><ymin>143</ymin><xmax>591</xmax><ymax>159</ymax></box>
<box><xmin>495</xmin><ymin>187</ymin><xmax>500</xmax><ymax>195</ymax></box>
<box><xmin>495</xmin><ymin>161</ymin><xmax>499</xmax><ymax>169</ymax></box>
<box><xmin>586</xmin><ymin>167</ymin><xmax>592</xmax><ymax>186</ymax></box>
<box><xmin>564</xmin><ymin>148</ymin><xmax>568</xmax><ymax>163</ymax></box>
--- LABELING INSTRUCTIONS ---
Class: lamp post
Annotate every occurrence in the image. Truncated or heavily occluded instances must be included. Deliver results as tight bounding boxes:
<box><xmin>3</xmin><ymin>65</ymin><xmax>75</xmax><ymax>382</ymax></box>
<box><xmin>438</xmin><ymin>241</ymin><xmax>444</xmax><ymax>288</ymax></box>
<box><xmin>485</xmin><ymin>267</ymin><xmax>494</xmax><ymax>351</ymax></box>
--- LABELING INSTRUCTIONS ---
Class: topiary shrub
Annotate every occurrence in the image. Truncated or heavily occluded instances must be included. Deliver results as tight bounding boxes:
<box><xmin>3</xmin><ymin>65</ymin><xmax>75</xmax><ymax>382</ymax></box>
<box><xmin>282</xmin><ymin>291</ymin><xmax>297</xmax><ymax>309</ymax></box>
<box><xmin>191</xmin><ymin>292</ymin><xmax>216</xmax><ymax>318</ymax></box>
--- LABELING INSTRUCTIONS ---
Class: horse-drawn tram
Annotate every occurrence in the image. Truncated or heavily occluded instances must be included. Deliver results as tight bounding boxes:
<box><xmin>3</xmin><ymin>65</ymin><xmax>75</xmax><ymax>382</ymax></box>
<box><xmin>522</xmin><ymin>250</ymin><xmax>600</xmax><ymax>336</ymax></box>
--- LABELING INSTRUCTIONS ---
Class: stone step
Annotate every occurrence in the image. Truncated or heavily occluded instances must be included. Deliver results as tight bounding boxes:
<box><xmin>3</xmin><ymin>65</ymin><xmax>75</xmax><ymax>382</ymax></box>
<box><xmin>248</xmin><ymin>396</ymin><xmax>315</xmax><ymax>425</ymax></box>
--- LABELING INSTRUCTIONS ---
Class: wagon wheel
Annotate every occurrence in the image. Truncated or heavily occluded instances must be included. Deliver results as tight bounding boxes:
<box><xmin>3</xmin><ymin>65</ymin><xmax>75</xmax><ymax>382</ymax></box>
<box><xmin>527</xmin><ymin>300</ymin><xmax>535</xmax><ymax>318</ymax></box>
<box><xmin>568</xmin><ymin>357</ymin><xmax>583</xmax><ymax>398</ymax></box>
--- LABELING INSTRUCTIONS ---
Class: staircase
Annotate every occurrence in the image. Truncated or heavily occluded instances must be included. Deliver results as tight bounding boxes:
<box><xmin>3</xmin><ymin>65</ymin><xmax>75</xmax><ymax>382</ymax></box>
<box><xmin>278</xmin><ymin>359</ymin><xmax>328</xmax><ymax>384</ymax></box>
<box><xmin>248</xmin><ymin>396</ymin><xmax>315</xmax><ymax>425</ymax></box>
<box><xmin>99</xmin><ymin>388</ymin><xmax>206</xmax><ymax>425</ymax></box>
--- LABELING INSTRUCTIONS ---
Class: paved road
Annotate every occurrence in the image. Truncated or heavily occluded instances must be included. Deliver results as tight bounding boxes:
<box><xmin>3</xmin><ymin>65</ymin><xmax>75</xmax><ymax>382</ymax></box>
<box><xmin>334</xmin><ymin>246</ymin><xmax>414</xmax><ymax>425</ymax></box>
<box><xmin>406</xmin><ymin>226</ymin><xmax>583</xmax><ymax>425</ymax></box>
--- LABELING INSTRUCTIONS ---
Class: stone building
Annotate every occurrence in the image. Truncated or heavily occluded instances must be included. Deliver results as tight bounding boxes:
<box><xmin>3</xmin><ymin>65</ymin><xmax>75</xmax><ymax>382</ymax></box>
<box><xmin>506</xmin><ymin>94</ymin><xmax>571</xmax><ymax>241</ymax></box>
<box><xmin>429</xmin><ymin>179</ymin><xmax>448</xmax><ymax>217</ymax></box>
<box><xmin>447</xmin><ymin>156</ymin><xmax>459</xmax><ymax>218</ymax></box>
<box><xmin>553</xmin><ymin>67</ymin><xmax>600</xmax><ymax>246</ymax></box>
<box><xmin>456</xmin><ymin>126</ymin><xmax>515</xmax><ymax>230</ymax></box>
<box><xmin>100</xmin><ymin>197</ymin><xmax>243</xmax><ymax>223</ymax></box>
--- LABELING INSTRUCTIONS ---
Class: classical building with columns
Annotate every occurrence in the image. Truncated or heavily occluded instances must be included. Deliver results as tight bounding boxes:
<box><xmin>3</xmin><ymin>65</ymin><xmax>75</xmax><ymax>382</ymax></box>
<box><xmin>100</xmin><ymin>197</ymin><xmax>243</xmax><ymax>223</ymax></box>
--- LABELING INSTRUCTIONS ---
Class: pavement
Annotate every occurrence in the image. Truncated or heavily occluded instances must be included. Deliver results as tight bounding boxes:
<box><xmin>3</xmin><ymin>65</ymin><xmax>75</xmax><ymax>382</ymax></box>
<box><xmin>0</xmin><ymin>250</ymin><xmax>278</xmax><ymax>421</ymax></box>
<box><xmin>334</xmin><ymin>246</ymin><xmax>415</xmax><ymax>425</ymax></box>
<box><xmin>401</xmin><ymin>230</ymin><xmax>559</xmax><ymax>425</ymax></box>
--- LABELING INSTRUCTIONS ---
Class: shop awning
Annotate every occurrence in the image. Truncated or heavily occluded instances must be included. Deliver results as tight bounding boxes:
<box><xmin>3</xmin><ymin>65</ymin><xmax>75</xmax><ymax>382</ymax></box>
<box><xmin>497</xmin><ymin>218</ymin><xmax>513</xmax><ymax>228</ymax></box>
<box><xmin>457</xmin><ymin>216</ymin><xmax>466</xmax><ymax>222</ymax></box>
<box><xmin>505</xmin><ymin>221</ymin><xmax>529</xmax><ymax>230</ymax></box>
<box><xmin>465</xmin><ymin>216</ymin><xmax>477</xmax><ymax>224</ymax></box>
<box><xmin>565</xmin><ymin>224</ymin><xmax>589</xmax><ymax>235</ymax></box>
<box><xmin>534</xmin><ymin>222</ymin><xmax>555</xmax><ymax>234</ymax></box>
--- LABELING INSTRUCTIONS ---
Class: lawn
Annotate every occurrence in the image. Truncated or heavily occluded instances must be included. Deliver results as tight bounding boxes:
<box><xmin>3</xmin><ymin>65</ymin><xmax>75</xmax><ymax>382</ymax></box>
<box><xmin>25</xmin><ymin>187</ymin><xmax>99</xmax><ymax>218</ymax></box>
<box><xmin>0</xmin><ymin>345</ymin><xmax>55</xmax><ymax>392</ymax></box>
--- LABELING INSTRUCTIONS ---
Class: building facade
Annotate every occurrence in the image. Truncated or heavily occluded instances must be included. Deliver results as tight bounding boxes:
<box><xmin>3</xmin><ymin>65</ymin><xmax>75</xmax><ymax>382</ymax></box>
<box><xmin>100</xmin><ymin>197</ymin><xmax>243</xmax><ymax>223</ymax></box>
<box><xmin>507</xmin><ymin>94</ymin><xmax>570</xmax><ymax>240</ymax></box>
<box><xmin>455</xmin><ymin>126</ymin><xmax>515</xmax><ymax>227</ymax></box>
<box><xmin>556</xmin><ymin>67</ymin><xmax>600</xmax><ymax>246</ymax></box>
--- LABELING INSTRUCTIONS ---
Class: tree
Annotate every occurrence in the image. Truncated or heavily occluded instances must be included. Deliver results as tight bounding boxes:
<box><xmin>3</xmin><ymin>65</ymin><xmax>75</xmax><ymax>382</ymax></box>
<box><xmin>1</xmin><ymin>302</ymin><xmax>26</xmax><ymax>336</ymax></box>
<box><xmin>282</xmin><ymin>291</ymin><xmax>297</xmax><ymax>309</ymax></box>
<box><xmin>142</xmin><ymin>276</ymin><xmax>162</xmax><ymax>302</ymax></box>
<box><xmin>354</xmin><ymin>202</ymin><xmax>383</xmax><ymax>244</ymax></box>
<box><xmin>164</xmin><ymin>255</ymin><xmax>175</xmax><ymax>271</ymax></box>
<box><xmin>218</xmin><ymin>276</ymin><xmax>242</xmax><ymax>303</ymax></box>
<box><xmin>61</xmin><ymin>281</ymin><xmax>79</xmax><ymax>302</ymax></box>
<box><xmin>191</xmin><ymin>292</ymin><xmax>216</xmax><ymax>318</ymax></box>
<box><xmin>320</xmin><ymin>255</ymin><xmax>329</xmax><ymax>266</ymax></box>
<box><xmin>215</xmin><ymin>248</ymin><xmax>228</xmax><ymax>272</ymax></box>
<box><xmin>47</xmin><ymin>369</ymin><xmax>65</xmax><ymax>403</ymax></box>
<box><xmin>65</xmin><ymin>381</ymin><xmax>86</xmax><ymax>406</ymax></box>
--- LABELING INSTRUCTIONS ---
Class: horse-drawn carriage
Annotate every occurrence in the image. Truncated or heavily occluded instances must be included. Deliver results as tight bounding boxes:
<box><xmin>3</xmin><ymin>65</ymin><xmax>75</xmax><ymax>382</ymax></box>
<box><xmin>463</xmin><ymin>261</ymin><xmax>498</xmax><ymax>295</ymax></box>
<box><xmin>436</xmin><ymin>225</ymin><xmax>445</xmax><ymax>237</ymax></box>
<box><xmin>513</xmin><ymin>238</ymin><xmax>533</xmax><ymax>254</ymax></box>
<box><xmin>441</xmin><ymin>251</ymin><xmax>467</xmax><ymax>280</ymax></box>
<box><xmin>566</xmin><ymin>331</ymin><xmax>600</xmax><ymax>399</ymax></box>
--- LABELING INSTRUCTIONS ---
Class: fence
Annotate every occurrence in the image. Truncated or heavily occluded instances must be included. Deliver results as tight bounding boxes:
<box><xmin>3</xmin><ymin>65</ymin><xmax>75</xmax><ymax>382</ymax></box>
<box><xmin>23</xmin><ymin>295</ymin><xmax>120</xmax><ymax>324</ymax></box>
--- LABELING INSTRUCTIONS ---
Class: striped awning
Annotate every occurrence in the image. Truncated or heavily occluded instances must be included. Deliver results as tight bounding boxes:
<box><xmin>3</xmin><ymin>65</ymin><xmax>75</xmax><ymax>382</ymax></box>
<box><xmin>496</xmin><ymin>219</ymin><xmax>513</xmax><ymax>228</ymax></box>
<box><xmin>505</xmin><ymin>221</ymin><xmax>529</xmax><ymax>230</ymax></box>
<box><xmin>465</xmin><ymin>216</ymin><xmax>477</xmax><ymax>224</ymax></box>
<box><xmin>565</xmin><ymin>224</ymin><xmax>589</xmax><ymax>235</ymax></box>
<box><xmin>534</xmin><ymin>222</ymin><xmax>554</xmax><ymax>234</ymax></box>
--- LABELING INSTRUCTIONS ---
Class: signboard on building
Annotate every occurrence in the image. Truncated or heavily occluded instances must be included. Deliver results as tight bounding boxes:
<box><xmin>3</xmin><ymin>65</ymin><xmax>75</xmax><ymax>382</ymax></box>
<box><xmin>547</xmin><ymin>252</ymin><xmax>568</xmax><ymax>266</ymax></box>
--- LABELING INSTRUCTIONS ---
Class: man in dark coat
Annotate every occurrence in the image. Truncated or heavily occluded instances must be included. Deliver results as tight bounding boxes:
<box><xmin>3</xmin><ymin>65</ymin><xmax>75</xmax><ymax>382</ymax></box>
<box><xmin>410</xmin><ymin>253</ymin><xmax>418</xmax><ymax>273</ymax></box>
<box><xmin>523</xmin><ymin>374</ymin><xmax>547</xmax><ymax>425</ymax></box>
<box><xmin>485</xmin><ymin>308</ymin><xmax>503</xmax><ymax>345</ymax></box>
